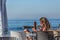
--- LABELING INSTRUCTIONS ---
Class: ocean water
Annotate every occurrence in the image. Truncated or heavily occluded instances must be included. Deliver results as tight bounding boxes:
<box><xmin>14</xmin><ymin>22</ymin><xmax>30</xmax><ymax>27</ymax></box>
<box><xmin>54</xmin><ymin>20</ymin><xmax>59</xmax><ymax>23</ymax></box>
<box><xmin>8</xmin><ymin>19</ymin><xmax>60</xmax><ymax>31</ymax></box>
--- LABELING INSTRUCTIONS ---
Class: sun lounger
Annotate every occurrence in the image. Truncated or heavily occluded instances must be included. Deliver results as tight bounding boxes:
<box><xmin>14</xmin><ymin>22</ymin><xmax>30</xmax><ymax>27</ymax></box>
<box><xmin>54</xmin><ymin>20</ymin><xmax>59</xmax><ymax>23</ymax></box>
<box><xmin>20</xmin><ymin>32</ymin><xmax>26</xmax><ymax>40</ymax></box>
<box><xmin>11</xmin><ymin>31</ymin><xmax>26</xmax><ymax>40</ymax></box>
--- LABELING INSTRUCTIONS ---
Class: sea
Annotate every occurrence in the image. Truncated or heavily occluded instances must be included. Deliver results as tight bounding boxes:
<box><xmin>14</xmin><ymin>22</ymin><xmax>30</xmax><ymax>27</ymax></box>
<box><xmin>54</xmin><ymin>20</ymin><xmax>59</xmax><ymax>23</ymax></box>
<box><xmin>8</xmin><ymin>19</ymin><xmax>60</xmax><ymax>32</ymax></box>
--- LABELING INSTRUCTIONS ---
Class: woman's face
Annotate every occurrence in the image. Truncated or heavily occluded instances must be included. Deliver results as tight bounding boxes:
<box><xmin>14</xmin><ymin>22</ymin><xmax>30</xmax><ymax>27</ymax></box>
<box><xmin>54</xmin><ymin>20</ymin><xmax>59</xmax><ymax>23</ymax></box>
<box><xmin>40</xmin><ymin>20</ymin><xmax>44</xmax><ymax>26</ymax></box>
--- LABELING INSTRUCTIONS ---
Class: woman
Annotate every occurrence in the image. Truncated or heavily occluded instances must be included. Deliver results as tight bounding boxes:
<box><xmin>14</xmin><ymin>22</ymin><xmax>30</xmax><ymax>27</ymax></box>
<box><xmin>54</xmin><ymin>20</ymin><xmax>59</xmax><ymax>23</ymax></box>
<box><xmin>37</xmin><ymin>17</ymin><xmax>55</xmax><ymax>40</ymax></box>
<box><xmin>32</xmin><ymin>17</ymin><xmax>50</xmax><ymax>32</ymax></box>
<box><xmin>38</xmin><ymin>17</ymin><xmax>50</xmax><ymax>31</ymax></box>
<box><xmin>24</xmin><ymin>29</ymin><xmax>32</xmax><ymax>40</ymax></box>
<box><xmin>32</xmin><ymin>17</ymin><xmax>55</xmax><ymax>40</ymax></box>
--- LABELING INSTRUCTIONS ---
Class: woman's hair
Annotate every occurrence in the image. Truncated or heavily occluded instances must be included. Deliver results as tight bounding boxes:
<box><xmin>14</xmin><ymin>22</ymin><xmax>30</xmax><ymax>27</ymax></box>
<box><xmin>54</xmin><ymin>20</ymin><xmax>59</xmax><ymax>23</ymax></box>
<box><xmin>27</xmin><ymin>29</ymin><xmax>30</xmax><ymax>32</ymax></box>
<box><xmin>24</xmin><ymin>28</ymin><xmax>30</xmax><ymax>32</ymax></box>
<box><xmin>40</xmin><ymin>17</ymin><xmax>50</xmax><ymax>30</ymax></box>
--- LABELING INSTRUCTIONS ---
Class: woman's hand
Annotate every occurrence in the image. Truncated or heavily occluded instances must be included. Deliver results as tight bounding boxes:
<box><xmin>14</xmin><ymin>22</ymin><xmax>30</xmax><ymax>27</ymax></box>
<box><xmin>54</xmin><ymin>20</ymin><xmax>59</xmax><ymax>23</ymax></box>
<box><xmin>32</xmin><ymin>28</ymin><xmax>37</xmax><ymax>32</ymax></box>
<box><xmin>43</xmin><ymin>27</ymin><xmax>47</xmax><ymax>31</ymax></box>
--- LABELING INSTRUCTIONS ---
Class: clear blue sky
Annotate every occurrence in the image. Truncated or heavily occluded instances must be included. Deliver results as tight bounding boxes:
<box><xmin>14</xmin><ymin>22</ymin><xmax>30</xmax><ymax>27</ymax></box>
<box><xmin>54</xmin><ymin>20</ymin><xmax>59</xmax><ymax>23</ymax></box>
<box><xmin>6</xmin><ymin>0</ymin><xmax>60</xmax><ymax>20</ymax></box>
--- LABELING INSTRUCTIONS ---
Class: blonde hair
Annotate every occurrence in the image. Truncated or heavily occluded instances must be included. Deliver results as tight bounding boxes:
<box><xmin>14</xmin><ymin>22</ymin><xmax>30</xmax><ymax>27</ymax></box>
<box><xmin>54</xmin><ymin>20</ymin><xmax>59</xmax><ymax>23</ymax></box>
<box><xmin>40</xmin><ymin>17</ymin><xmax>50</xmax><ymax>30</ymax></box>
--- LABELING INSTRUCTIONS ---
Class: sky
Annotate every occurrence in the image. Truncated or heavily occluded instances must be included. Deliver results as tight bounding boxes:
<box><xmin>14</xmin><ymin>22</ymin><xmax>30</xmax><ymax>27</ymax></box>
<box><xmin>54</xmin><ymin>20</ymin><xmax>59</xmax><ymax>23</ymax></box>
<box><xmin>6</xmin><ymin>0</ymin><xmax>60</xmax><ymax>19</ymax></box>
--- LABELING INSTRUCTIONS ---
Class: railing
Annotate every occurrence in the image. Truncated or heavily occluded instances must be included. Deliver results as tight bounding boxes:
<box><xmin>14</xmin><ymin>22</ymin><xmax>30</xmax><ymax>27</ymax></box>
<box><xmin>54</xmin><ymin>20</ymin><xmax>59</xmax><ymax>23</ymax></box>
<box><xmin>0</xmin><ymin>37</ymin><xmax>17</xmax><ymax>40</ymax></box>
